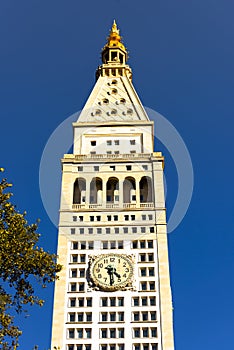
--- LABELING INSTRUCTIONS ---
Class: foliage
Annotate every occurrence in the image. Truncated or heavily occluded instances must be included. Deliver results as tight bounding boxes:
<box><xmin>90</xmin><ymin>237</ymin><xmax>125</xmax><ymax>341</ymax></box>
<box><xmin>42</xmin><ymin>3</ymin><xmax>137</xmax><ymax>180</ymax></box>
<box><xmin>0</xmin><ymin>168</ymin><xmax>62</xmax><ymax>349</ymax></box>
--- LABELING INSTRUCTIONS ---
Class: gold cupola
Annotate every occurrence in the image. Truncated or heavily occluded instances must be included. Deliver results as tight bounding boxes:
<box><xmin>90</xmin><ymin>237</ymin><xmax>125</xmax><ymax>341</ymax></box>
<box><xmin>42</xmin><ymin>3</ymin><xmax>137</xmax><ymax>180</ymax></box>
<box><xmin>96</xmin><ymin>20</ymin><xmax>132</xmax><ymax>80</ymax></box>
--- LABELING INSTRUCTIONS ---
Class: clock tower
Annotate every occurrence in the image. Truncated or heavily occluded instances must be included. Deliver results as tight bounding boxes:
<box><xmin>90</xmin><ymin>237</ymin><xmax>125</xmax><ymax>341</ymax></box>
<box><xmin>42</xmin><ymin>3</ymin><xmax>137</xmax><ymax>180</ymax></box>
<box><xmin>51</xmin><ymin>21</ymin><xmax>175</xmax><ymax>350</ymax></box>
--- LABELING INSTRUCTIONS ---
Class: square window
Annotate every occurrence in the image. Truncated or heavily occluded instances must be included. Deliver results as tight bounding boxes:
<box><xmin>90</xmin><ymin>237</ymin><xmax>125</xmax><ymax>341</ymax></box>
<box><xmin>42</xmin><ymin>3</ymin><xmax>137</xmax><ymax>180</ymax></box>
<box><xmin>131</xmin><ymin>215</ymin><xmax>135</xmax><ymax>221</ymax></box>
<box><xmin>132</xmin><ymin>227</ymin><xmax>137</xmax><ymax>233</ymax></box>
<box><xmin>148</xmin><ymin>214</ymin><xmax>153</xmax><ymax>220</ymax></box>
<box><xmin>130</xmin><ymin>140</ymin><xmax>136</xmax><ymax>145</ymax></box>
<box><xmin>86</xmin><ymin>329</ymin><xmax>92</xmax><ymax>338</ymax></box>
<box><xmin>114</xmin><ymin>140</ymin><xmax>119</xmax><ymax>145</ymax></box>
<box><xmin>79</xmin><ymin>215</ymin><xmax>84</xmax><ymax>222</ymax></box>
<box><xmin>107</xmin><ymin>215</ymin><xmax>112</xmax><ymax>221</ymax></box>
<box><xmin>97</xmin><ymin>215</ymin><xmax>101</xmax><ymax>221</ymax></box>
<box><xmin>101</xmin><ymin>346</ymin><xmax>107</xmax><ymax>350</ymax></box>
<box><xmin>143</xmin><ymin>328</ymin><xmax>149</xmax><ymax>337</ymax></box>
<box><xmin>70</xmin><ymin>283</ymin><xmax>76</xmax><ymax>292</ymax></box>
<box><xmin>132</xmin><ymin>194</ymin><xmax>136</xmax><ymax>201</ymax></box>
<box><xmin>90</xmin><ymin>151</ymin><xmax>96</xmax><ymax>155</ymax></box>
<box><xmin>68</xmin><ymin>329</ymin><xmax>75</xmax><ymax>338</ymax></box>
<box><xmin>140</xmin><ymin>254</ymin><xmax>146</xmax><ymax>262</ymax></box>
<box><xmin>110</xmin><ymin>312</ymin><xmax>116</xmax><ymax>321</ymax></box>
<box><xmin>79</xmin><ymin>228</ymin><xmax>84</xmax><ymax>234</ymax></box>
<box><xmin>149</xmin><ymin>268</ymin><xmax>155</xmax><ymax>276</ymax></box>
<box><xmin>110</xmin><ymin>241</ymin><xmax>116</xmax><ymax>249</ymax></box>
<box><xmin>78</xmin><ymin>166</ymin><xmax>83</xmax><ymax>171</ymax></box>
<box><xmin>71</xmin><ymin>269</ymin><xmax>77</xmax><ymax>278</ymax></box>
<box><xmin>72</xmin><ymin>255</ymin><xmax>78</xmax><ymax>263</ymax></box>
<box><xmin>87</xmin><ymin>298</ymin><xmax>92</xmax><ymax>307</ymax></box>
<box><xmin>90</xmin><ymin>216</ymin><xmax>94</xmax><ymax>221</ymax></box>
<box><xmin>140</xmin><ymin>268</ymin><xmax>147</xmax><ymax>277</ymax></box>
<box><xmin>106</xmin><ymin>228</ymin><xmax>110</xmax><ymax>234</ymax></box>
<box><xmin>143</xmin><ymin>345</ymin><xmax>149</xmax><ymax>350</ymax></box>
<box><xmin>132</xmin><ymin>241</ymin><xmax>138</xmax><ymax>249</ymax></box>
<box><xmin>118</xmin><ymin>328</ymin><xmax>124</xmax><ymax>338</ymax></box>
<box><xmin>110</xmin><ymin>346</ymin><xmax>116</xmax><ymax>350</ymax></box>
<box><xmin>141</xmin><ymin>282</ymin><xmax>147</xmax><ymax>291</ymax></box>
<box><xmin>133</xmin><ymin>297</ymin><xmax>139</xmax><ymax>306</ymax></box>
<box><xmin>118</xmin><ymin>241</ymin><xmax>123</xmax><ymax>249</ymax></box>
<box><xmin>114</xmin><ymin>151</ymin><xmax>119</xmax><ymax>154</ymax></box>
<box><xmin>118</xmin><ymin>345</ymin><xmax>124</xmax><ymax>350</ymax></box>
<box><xmin>79</xmin><ymin>283</ymin><xmax>85</xmax><ymax>292</ymax></box>
<box><xmin>102</xmin><ymin>312</ymin><xmax>107</xmax><ymax>321</ymax></box>
<box><xmin>148</xmin><ymin>240</ymin><xmax>153</xmax><ymax>248</ymax></box>
<box><xmin>142</xmin><ymin>312</ymin><xmax>148</xmax><ymax>321</ymax></box>
<box><xmin>124</xmin><ymin>215</ymin><xmax>129</xmax><ymax>221</ymax></box>
<box><xmin>118</xmin><ymin>312</ymin><xmax>124</xmax><ymax>321</ymax></box>
<box><xmin>134</xmin><ymin>346</ymin><xmax>140</xmax><ymax>350</ymax></box>
<box><xmin>78</xmin><ymin>313</ymin><xmax>84</xmax><ymax>322</ymax></box>
<box><xmin>150</xmin><ymin>227</ymin><xmax>155</xmax><ymax>233</ymax></box>
<box><xmin>149</xmin><ymin>282</ymin><xmax>155</xmax><ymax>290</ymax></box>
<box><xmin>88</xmin><ymin>228</ymin><xmax>93</xmax><ymax>234</ymax></box>
<box><xmin>68</xmin><ymin>345</ymin><xmax>75</xmax><ymax>350</ymax></box>
<box><xmin>149</xmin><ymin>297</ymin><xmax>156</xmax><ymax>306</ymax></box>
<box><xmin>85</xmin><ymin>346</ymin><xmax>91</xmax><ymax>350</ymax></box>
<box><xmin>70</xmin><ymin>298</ymin><xmax>76</xmax><ymax>307</ymax></box>
<box><xmin>73</xmin><ymin>216</ymin><xmax>77</xmax><ymax>221</ymax></box>
<box><xmin>142</xmin><ymin>165</ymin><xmax>148</xmax><ymax>170</ymax></box>
<box><xmin>80</xmin><ymin>254</ymin><xmax>86</xmax><ymax>263</ymax></box>
<box><xmin>107</xmin><ymin>151</ymin><xmax>112</xmax><ymax>155</ymax></box>
<box><xmin>101</xmin><ymin>298</ymin><xmax>108</xmax><ymax>307</ymax></box>
<box><xmin>94</xmin><ymin>166</ymin><xmax>99</xmax><ymax>171</ymax></box>
<box><xmin>110</xmin><ymin>298</ymin><xmax>116</xmax><ymax>306</ymax></box>
<box><xmin>126</xmin><ymin>165</ymin><xmax>132</xmax><ymax>171</ymax></box>
<box><xmin>114</xmin><ymin>215</ymin><xmax>118</xmax><ymax>221</ymax></box>
<box><xmin>78</xmin><ymin>298</ymin><xmax>84</xmax><ymax>307</ymax></box>
<box><xmin>118</xmin><ymin>297</ymin><xmax>124</xmax><ymax>306</ymax></box>
<box><xmin>134</xmin><ymin>328</ymin><xmax>140</xmax><ymax>338</ymax></box>
<box><xmin>142</xmin><ymin>215</ymin><xmax>146</xmax><ymax>220</ymax></box>
<box><xmin>142</xmin><ymin>297</ymin><xmax>147</xmax><ymax>306</ymax></box>
<box><xmin>88</xmin><ymin>242</ymin><xmax>94</xmax><ymax>249</ymax></box>
<box><xmin>140</xmin><ymin>241</ymin><xmax>146</xmax><ymax>248</ymax></box>
<box><xmin>115</xmin><ymin>227</ymin><xmax>119</xmax><ymax>234</ymax></box>
<box><xmin>71</xmin><ymin>228</ymin><xmax>75</xmax><ymax>235</ymax></box>
<box><xmin>123</xmin><ymin>227</ymin><xmax>128</xmax><ymax>234</ymax></box>
<box><xmin>77</xmin><ymin>329</ymin><xmax>83</xmax><ymax>338</ymax></box>
<box><xmin>110</xmin><ymin>165</ymin><xmax>115</xmax><ymax>170</ymax></box>
<box><xmin>130</xmin><ymin>150</ymin><xmax>136</xmax><ymax>154</ymax></box>
<box><xmin>97</xmin><ymin>228</ymin><xmax>102</xmax><ymax>234</ymax></box>
<box><xmin>102</xmin><ymin>241</ymin><xmax>108</xmax><ymax>249</ymax></box>
<box><xmin>80</xmin><ymin>242</ymin><xmax>86</xmax><ymax>249</ymax></box>
<box><xmin>107</xmin><ymin>140</ymin><xmax>112</xmax><ymax>145</ymax></box>
<box><xmin>148</xmin><ymin>253</ymin><xmax>154</xmax><ymax>262</ymax></box>
<box><xmin>91</xmin><ymin>140</ymin><xmax>96</xmax><ymax>146</ymax></box>
<box><xmin>133</xmin><ymin>312</ymin><xmax>140</xmax><ymax>321</ymax></box>
<box><xmin>110</xmin><ymin>329</ymin><xmax>116</xmax><ymax>338</ymax></box>
<box><xmin>151</xmin><ymin>328</ymin><xmax>157</xmax><ymax>337</ymax></box>
<box><xmin>79</xmin><ymin>269</ymin><xmax>85</xmax><ymax>278</ymax></box>
<box><xmin>150</xmin><ymin>311</ymin><xmax>157</xmax><ymax>321</ymax></box>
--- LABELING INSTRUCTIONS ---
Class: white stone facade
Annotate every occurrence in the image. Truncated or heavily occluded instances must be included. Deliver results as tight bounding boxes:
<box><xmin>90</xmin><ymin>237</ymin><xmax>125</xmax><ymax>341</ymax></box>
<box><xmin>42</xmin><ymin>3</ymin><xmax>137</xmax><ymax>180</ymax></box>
<box><xmin>51</xmin><ymin>22</ymin><xmax>174</xmax><ymax>350</ymax></box>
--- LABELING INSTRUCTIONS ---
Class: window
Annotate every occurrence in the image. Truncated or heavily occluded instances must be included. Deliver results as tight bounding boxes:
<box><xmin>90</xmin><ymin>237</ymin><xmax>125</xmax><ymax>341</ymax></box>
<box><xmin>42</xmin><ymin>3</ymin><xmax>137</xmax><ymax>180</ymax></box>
<box><xmin>148</xmin><ymin>253</ymin><xmax>154</xmax><ymax>262</ymax></box>
<box><xmin>150</xmin><ymin>311</ymin><xmax>157</xmax><ymax>320</ymax></box>
<box><xmin>131</xmin><ymin>215</ymin><xmax>135</xmax><ymax>221</ymax></box>
<box><xmin>88</xmin><ymin>228</ymin><xmax>93</xmax><ymax>234</ymax></box>
<box><xmin>106</xmin><ymin>228</ymin><xmax>110</xmax><ymax>234</ymax></box>
<box><xmin>107</xmin><ymin>151</ymin><xmax>112</xmax><ymax>155</ymax></box>
<box><xmin>77</xmin><ymin>329</ymin><xmax>83</xmax><ymax>338</ymax></box>
<box><xmin>90</xmin><ymin>216</ymin><xmax>94</xmax><ymax>222</ymax></box>
<box><xmin>149</xmin><ymin>268</ymin><xmax>155</xmax><ymax>276</ymax></box>
<box><xmin>110</xmin><ymin>313</ymin><xmax>116</xmax><ymax>321</ymax></box>
<box><xmin>80</xmin><ymin>242</ymin><xmax>86</xmax><ymax>249</ymax></box>
<box><xmin>97</xmin><ymin>215</ymin><xmax>101</xmax><ymax>221</ymax></box>
<box><xmin>132</xmin><ymin>241</ymin><xmax>137</xmax><ymax>249</ymax></box>
<box><xmin>79</xmin><ymin>215</ymin><xmax>84</xmax><ymax>221</ymax></box>
<box><xmin>110</xmin><ymin>298</ymin><xmax>116</xmax><ymax>306</ymax></box>
<box><xmin>133</xmin><ymin>312</ymin><xmax>140</xmax><ymax>321</ymax></box>
<box><xmin>80</xmin><ymin>254</ymin><xmax>86</xmax><ymax>263</ymax></box>
<box><xmin>133</xmin><ymin>297</ymin><xmax>139</xmax><ymax>306</ymax></box>
<box><xmin>97</xmin><ymin>228</ymin><xmax>102</xmax><ymax>234</ymax></box>
<box><xmin>142</xmin><ymin>312</ymin><xmax>148</xmax><ymax>321</ymax></box>
<box><xmin>101</xmin><ymin>298</ymin><xmax>108</xmax><ymax>307</ymax></box>
<box><xmin>70</xmin><ymin>283</ymin><xmax>76</xmax><ymax>292</ymax></box>
<box><xmin>101</xmin><ymin>312</ymin><xmax>107</xmax><ymax>321</ymax></box>
<box><xmin>110</xmin><ymin>165</ymin><xmax>116</xmax><ymax>170</ymax></box>
<box><xmin>94</xmin><ymin>166</ymin><xmax>99</xmax><ymax>171</ymax></box>
<box><xmin>133</xmin><ymin>346</ymin><xmax>140</xmax><ymax>350</ymax></box>
<box><xmin>118</xmin><ymin>297</ymin><xmax>124</xmax><ymax>306</ymax></box>
<box><xmin>71</xmin><ymin>255</ymin><xmax>78</xmax><ymax>263</ymax></box>
<box><xmin>142</xmin><ymin>215</ymin><xmax>146</xmax><ymax>220</ymax></box>
<box><xmin>79</xmin><ymin>228</ymin><xmax>84</xmax><ymax>234</ymax></box>
<box><xmin>118</xmin><ymin>241</ymin><xmax>123</xmax><ymax>249</ymax></box>
<box><xmin>90</xmin><ymin>151</ymin><xmax>96</xmax><ymax>155</ymax></box>
<box><xmin>85</xmin><ymin>346</ymin><xmax>91</xmax><ymax>350</ymax></box>
<box><xmin>78</xmin><ymin>313</ymin><xmax>84</xmax><ymax>322</ymax></box>
<box><xmin>123</xmin><ymin>227</ymin><xmax>128</xmax><ymax>234</ymax></box>
<box><xmin>115</xmin><ymin>228</ymin><xmax>119</xmax><ymax>234</ymax></box>
<box><xmin>107</xmin><ymin>140</ymin><xmax>112</xmax><ymax>145</ymax></box>
<box><xmin>88</xmin><ymin>241</ymin><xmax>94</xmax><ymax>249</ymax></box>
<box><xmin>114</xmin><ymin>215</ymin><xmax>118</xmax><ymax>221</ymax></box>
<box><xmin>118</xmin><ymin>312</ymin><xmax>124</xmax><ymax>321</ymax></box>
<box><xmin>70</xmin><ymin>298</ymin><xmax>76</xmax><ymax>307</ymax></box>
<box><xmin>150</xmin><ymin>227</ymin><xmax>155</xmax><ymax>233</ymax></box>
<box><xmin>142</xmin><ymin>297</ymin><xmax>147</xmax><ymax>306</ymax></box>
<box><xmin>110</xmin><ymin>329</ymin><xmax>116</xmax><ymax>338</ymax></box>
<box><xmin>130</xmin><ymin>150</ymin><xmax>136</xmax><ymax>153</ymax></box>
<box><xmin>141</xmin><ymin>282</ymin><xmax>147</xmax><ymax>291</ymax></box>
<box><xmin>142</xmin><ymin>165</ymin><xmax>148</xmax><ymax>170</ymax></box>
<box><xmin>78</xmin><ymin>166</ymin><xmax>83</xmax><ymax>171</ymax></box>
<box><xmin>86</xmin><ymin>329</ymin><xmax>92</xmax><ymax>338</ymax></box>
<box><xmin>140</xmin><ymin>268</ymin><xmax>147</xmax><ymax>277</ymax></box>
<box><xmin>132</xmin><ymin>227</ymin><xmax>137</xmax><ymax>233</ymax></box>
<box><xmin>134</xmin><ymin>328</ymin><xmax>140</xmax><ymax>338</ymax></box>
<box><xmin>143</xmin><ymin>328</ymin><xmax>149</xmax><ymax>337</ymax></box>
<box><xmin>79</xmin><ymin>269</ymin><xmax>85</xmax><ymax>278</ymax></box>
<box><xmin>114</xmin><ymin>151</ymin><xmax>119</xmax><ymax>154</ymax></box>
<box><xmin>110</xmin><ymin>241</ymin><xmax>116</xmax><ymax>249</ymax></box>
<box><xmin>148</xmin><ymin>214</ymin><xmax>153</xmax><ymax>220</ymax></box>
<box><xmin>124</xmin><ymin>215</ymin><xmax>129</xmax><ymax>221</ymax></box>
<box><xmin>71</xmin><ymin>269</ymin><xmax>77</xmax><ymax>278</ymax></box>
<box><xmin>86</xmin><ymin>313</ymin><xmax>92</xmax><ymax>322</ymax></box>
<box><xmin>102</xmin><ymin>241</ymin><xmax>108</xmax><ymax>249</ymax></box>
<box><xmin>78</xmin><ymin>283</ymin><xmax>85</xmax><ymax>292</ymax></box>
<box><xmin>140</xmin><ymin>241</ymin><xmax>145</xmax><ymax>248</ymax></box>
<box><xmin>140</xmin><ymin>254</ymin><xmax>146</xmax><ymax>262</ymax></box>
<box><xmin>107</xmin><ymin>215</ymin><xmax>111</xmax><ymax>221</ymax></box>
<box><xmin>126</xmin><ymin>165</ymin><xmax>132</xmax><ymax>171</ymax></box>
<box><xmin>141</xmin><ymin>227</ymin><xmax>146</xmax><ymax>233</ymax></box>
<box><xmin>148</xmin><ymin>240</ymin><xmax>153</xmax><ymax>248</ymax></box>
<box><xmin>71</xmin><ymin>228</ymin><xmax>75</xmax><ymax>235</ymax></box>
<box><xmin>114</xmin><ymin>140</ymin><xmax>119</xmax><ymax>145</ymax></box>
<box><xmin>78</xmin><ymin>298</ymin><xmax>84</xmax><ymax>307</ymax></box>
<box><xmin>130</xmin><ymin>140</ymin><xmax>136</xmax><ymax>145</ymax></box>
<box><xmin>68</xmin><ymin>329</ymin><xmax>75</xmax><ymax>338</ymax></box>
<box><xmin>149</xmin><ymin>282</ymin><xmax>155</xmax><ymax>290</ymax></box>
<box><xmin>87</xmin><ymin>298</ymin><xmax>92</xmax><ymax>307</ymax></box>
<box><xmin>91</xmin><ymin>140</ymin><xmax>96</xmax><ymax>146</ymax></box>
<box><xmin>73</xmin><ymin>216</ymin><xmax>77</xmax><ymax>221</ymax></box>
<box><xmin>118</xmin><ymin>328</ymin><xmax>124</xmax><ymax>338</ymax></box>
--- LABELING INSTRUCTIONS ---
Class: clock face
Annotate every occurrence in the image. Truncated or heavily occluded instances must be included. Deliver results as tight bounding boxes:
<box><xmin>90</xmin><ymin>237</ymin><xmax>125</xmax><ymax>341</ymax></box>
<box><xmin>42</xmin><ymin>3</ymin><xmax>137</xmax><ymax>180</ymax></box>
<box><xmin>90</xmin><ymin>254</ymin><xmax>133</xmax><ymax>291</ymax></box>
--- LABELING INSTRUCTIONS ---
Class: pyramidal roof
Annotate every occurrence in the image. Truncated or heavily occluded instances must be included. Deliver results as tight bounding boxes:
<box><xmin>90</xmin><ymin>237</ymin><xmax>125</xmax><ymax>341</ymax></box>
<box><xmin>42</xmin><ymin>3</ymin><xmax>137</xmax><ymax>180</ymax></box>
<box><xmin>77</xmin><ymin>21</ymin><xmax>149</xmax><ymax>123</ymax></box>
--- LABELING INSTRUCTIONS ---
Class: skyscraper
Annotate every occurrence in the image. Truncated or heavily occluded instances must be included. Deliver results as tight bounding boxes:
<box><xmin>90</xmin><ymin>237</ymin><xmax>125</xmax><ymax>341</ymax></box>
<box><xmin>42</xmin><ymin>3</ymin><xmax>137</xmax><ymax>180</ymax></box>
<box><xmin>51</xmin><ymin>21</ymin><xmax>174</xmax><ymax>350</ymax></box>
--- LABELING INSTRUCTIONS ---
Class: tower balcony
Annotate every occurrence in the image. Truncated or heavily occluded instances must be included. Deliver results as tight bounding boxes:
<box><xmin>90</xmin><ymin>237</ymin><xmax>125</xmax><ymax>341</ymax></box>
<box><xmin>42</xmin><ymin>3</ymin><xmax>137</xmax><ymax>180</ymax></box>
<box><xmin>72</xmin><ymin>202</ymin><xmax>155</xmax><ymax>211</ymax></box>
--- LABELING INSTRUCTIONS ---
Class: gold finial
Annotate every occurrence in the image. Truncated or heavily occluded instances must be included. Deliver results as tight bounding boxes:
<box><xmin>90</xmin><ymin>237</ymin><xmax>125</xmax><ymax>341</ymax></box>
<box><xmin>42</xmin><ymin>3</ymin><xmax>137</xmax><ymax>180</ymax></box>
<box><xmin>111</xmin><ymin>20</ymin><xmax>119</xmax><ymax>35</ymax></box>
<box><xmin>103</xmin><ymin>20</ymin><xmax>126</xmax><ymax>52</ymax></box>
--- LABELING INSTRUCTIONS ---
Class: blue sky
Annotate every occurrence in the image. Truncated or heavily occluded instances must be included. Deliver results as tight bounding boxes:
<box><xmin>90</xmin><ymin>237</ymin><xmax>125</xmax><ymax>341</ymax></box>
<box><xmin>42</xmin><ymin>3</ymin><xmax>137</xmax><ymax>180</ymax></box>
<box><xmin>0</xmin><ymin>0</ymin><xmax>234</xmax><ymax>349</ymax></box>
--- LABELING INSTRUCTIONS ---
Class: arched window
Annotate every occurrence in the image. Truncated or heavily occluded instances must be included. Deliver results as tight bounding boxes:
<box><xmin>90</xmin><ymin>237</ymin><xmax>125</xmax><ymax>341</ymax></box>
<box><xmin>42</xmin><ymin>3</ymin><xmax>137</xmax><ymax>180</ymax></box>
<box><xmin>123</xmin><ymin>177</ymin><xmax>136</xmax><ymax>203</ymax></box>
<box><xmin>90</xmin><ymin>177</ymin><xmax>103</xmax><ymax>204</ymax></box>
<box><xmin>73</xmin><ymin>178</ymin><xmax>86</xmax><ymax>204</ymax></box>
<box><xmin>140</xmin><ymin>176</ymin><xmax>153</xmax><ymax>203</ymax></box>
<box><xmin>106</xmin><ymin>177</ymin><xmax>119</xmax><ymax>203</ymax></box>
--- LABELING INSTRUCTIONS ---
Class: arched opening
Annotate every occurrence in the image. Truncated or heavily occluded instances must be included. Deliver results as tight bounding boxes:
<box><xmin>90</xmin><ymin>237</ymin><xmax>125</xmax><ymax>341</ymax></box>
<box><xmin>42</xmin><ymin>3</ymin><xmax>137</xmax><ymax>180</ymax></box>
<box><xmin>73</xmin><ymin>178</ymin><xmax>86</xmax><ymax>204</ymax></box>
<box><xmin>106</xmin><ymin>177</ymin><xmax>119</xmax><ymax>203</ymax></box>
<box><xmin>140</xmin><ymin>176</ymin><xmax>152</xmax><ymax>203</ymax></box>
<box><xmin>123</xmin><ymin>177</ymin><xmax>136</xmax><ymax>203</ymax></box>
<box><xmin>90</xmin><ymin>177</ymin><xmax>103</xmax><ymax>204</ymax></box>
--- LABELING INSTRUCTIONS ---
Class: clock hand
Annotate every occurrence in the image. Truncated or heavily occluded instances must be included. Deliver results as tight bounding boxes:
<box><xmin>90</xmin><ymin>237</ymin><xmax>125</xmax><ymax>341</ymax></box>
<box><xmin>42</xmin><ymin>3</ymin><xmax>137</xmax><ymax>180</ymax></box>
<box><xmin>113</xmin><ymin>271</ymin><xmax>121</xmax><ymax>278</ymax></box>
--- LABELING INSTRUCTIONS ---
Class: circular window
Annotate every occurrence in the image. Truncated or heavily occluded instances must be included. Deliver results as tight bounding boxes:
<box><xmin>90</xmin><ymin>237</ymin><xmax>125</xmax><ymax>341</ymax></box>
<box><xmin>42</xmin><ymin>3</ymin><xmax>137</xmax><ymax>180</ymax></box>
<box><xmin>111</xmin><ymin>109</ymin><xmax>117</xmax><ymax>115</ymax></box>
<box><xmin>120</xmin><ymin>98</ymin><xmax>126</xmax><ymax>104</ymax></box>
<box><xmin>127</xmin><ymin>108</ymin><xmax>133</xmax><ymax>115</ymax></box>
<box><xmin>112</xmin><ymin>88</ymin><xmax>118</xmax><ymax>94</ymax></box>
<box><xmin>102</xmin><ymin>98</ymin><xmax>109</xmax><ymax>104</ymax></box>
<box><xmin>112</xmin><ymin>80</ymin><xmax>118</xmax><ymax>85</ymax></box>
<box><xmin>95</xmin><ymin>109</ymin><xmax>102</xmax><ymax>116</ymax></box>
